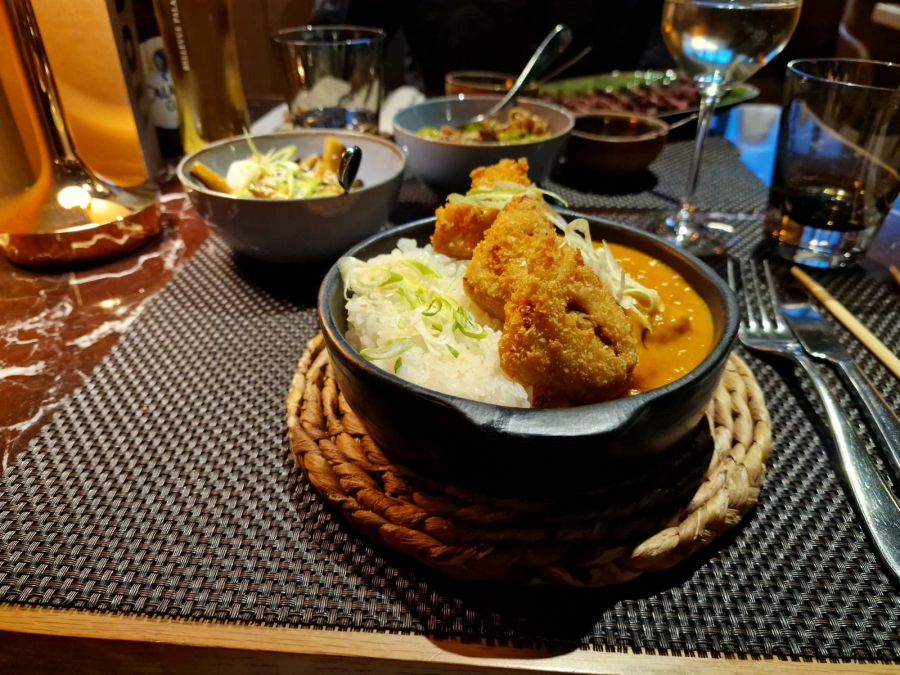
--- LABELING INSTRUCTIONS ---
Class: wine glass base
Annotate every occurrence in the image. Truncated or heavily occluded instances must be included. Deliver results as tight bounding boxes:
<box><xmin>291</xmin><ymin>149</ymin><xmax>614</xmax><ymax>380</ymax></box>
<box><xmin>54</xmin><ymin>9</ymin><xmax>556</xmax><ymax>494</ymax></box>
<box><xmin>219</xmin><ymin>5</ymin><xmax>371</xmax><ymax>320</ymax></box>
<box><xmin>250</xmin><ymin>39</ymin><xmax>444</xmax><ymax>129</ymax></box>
<box><xmin>659</xmin><ymin>213</ymin><xmax>732</xmax><ymax>257</ymax></box>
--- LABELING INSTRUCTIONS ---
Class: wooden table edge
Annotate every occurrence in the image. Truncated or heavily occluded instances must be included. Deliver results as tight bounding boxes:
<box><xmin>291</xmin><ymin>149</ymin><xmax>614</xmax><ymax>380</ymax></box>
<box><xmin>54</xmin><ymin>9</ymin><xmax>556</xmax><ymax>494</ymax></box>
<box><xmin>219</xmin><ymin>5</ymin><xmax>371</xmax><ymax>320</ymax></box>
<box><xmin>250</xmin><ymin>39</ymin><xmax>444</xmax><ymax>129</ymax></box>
<box><xmin>0</xmin><ymin>605</ymin><xmax>896</xmax><ymax>674</ymax></box>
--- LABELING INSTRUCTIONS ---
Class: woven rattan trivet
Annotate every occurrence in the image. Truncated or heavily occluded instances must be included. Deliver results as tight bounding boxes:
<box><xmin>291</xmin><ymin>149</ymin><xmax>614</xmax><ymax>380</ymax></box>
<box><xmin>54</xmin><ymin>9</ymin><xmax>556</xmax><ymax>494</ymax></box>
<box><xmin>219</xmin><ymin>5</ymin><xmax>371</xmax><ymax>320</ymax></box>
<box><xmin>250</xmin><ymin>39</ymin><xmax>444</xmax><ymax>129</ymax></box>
<box><xmin>287</xmin><ymin>334</ymin><xmax>772</xmax><ymax>587</ymax></box>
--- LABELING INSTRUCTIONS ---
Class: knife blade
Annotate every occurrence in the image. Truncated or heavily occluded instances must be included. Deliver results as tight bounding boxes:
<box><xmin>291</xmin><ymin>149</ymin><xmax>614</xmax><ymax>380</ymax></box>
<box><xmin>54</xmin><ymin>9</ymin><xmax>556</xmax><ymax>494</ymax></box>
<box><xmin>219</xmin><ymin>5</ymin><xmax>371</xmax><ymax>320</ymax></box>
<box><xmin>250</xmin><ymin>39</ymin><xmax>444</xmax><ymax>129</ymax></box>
<box><xmin>782</xmin><ymin>302</ymin><xmax>900</xmax><ymax>483</ymax></box>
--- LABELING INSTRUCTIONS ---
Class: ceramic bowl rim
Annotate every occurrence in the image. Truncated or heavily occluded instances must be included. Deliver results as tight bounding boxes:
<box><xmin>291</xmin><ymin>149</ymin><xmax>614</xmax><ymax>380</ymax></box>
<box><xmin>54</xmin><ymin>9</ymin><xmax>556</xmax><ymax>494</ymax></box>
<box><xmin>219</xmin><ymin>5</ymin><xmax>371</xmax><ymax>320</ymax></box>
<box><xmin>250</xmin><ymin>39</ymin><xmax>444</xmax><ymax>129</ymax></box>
<box><xmin>571</xmin><ymin>112</ymin><xmax>670</xmax><ymax>144</ymax></box>
<box><xmin>318</xmin><ymin>211</ymin><xmax>738</xmax><ymax>433</ymax></box>
<box><xmin>392</xmin><ymin>95</ymin><xmax>575</xmax><ymax>148</ymax></box>
<box><xmin>445</xmin><ymin>70</ymin><xmax>518</xmax><ymax>85</ymax></box>
<box><xmin>271</xmin><ymin>24</ymin><xmax>385</xmax><ymax>47</ymax></box>
<box><xmin>175</xmin><ymin>129</ymin><xmax>406</xmax><ymax>203</ymax></box>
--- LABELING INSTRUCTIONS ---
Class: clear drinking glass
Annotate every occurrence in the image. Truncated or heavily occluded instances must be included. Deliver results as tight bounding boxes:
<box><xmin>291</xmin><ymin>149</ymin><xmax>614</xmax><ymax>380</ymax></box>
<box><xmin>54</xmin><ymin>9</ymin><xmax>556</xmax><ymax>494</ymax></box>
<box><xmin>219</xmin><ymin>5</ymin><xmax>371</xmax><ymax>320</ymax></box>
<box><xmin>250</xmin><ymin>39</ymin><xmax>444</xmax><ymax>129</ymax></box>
<box><xmin>767</xmin><ymin>59</ymin><xmax>900</xmax><ymax>268</ymax></box>
<box><xmin>274</xmin><ymin>25</ymin><xmax>384</xmax><ymax>133</ymax></box>
<box><xmin>660</xmin><ymin>0</ymin><xmax>802</xmax><ymax>254</ymax></box>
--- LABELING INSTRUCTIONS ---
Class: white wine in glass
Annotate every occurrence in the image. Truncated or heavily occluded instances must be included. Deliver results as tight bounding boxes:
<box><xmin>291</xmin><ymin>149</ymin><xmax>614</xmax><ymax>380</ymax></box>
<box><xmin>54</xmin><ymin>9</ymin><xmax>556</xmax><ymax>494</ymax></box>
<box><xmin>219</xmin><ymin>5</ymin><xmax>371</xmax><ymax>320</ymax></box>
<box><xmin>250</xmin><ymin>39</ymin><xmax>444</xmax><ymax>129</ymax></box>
<box><xmin>660</xmin><ymin>0</ymin><xmax>801</xmax><ymax>254</ymax></box>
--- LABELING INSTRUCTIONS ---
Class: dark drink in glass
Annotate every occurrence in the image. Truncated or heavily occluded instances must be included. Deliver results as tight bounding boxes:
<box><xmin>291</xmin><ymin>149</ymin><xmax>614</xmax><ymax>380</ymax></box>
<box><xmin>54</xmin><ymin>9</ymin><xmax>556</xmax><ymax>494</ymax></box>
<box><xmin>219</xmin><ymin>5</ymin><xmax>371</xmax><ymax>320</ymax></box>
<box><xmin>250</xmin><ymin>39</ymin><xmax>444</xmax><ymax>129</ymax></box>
<box><xmin>767</xmin><ymin>59</ymin><xmax>900</xmax><ymax>268</ymax></box>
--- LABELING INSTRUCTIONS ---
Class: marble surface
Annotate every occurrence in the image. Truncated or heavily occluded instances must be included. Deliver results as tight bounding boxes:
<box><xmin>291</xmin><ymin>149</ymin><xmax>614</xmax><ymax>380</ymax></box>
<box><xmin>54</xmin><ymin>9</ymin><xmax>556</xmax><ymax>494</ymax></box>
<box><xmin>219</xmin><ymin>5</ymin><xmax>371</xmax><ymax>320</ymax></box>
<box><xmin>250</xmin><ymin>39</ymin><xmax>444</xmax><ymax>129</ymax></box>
<box><xmin>0</xmin><ymin>195</ymin><xmax>209</xmax><ymax>470</ymax></box>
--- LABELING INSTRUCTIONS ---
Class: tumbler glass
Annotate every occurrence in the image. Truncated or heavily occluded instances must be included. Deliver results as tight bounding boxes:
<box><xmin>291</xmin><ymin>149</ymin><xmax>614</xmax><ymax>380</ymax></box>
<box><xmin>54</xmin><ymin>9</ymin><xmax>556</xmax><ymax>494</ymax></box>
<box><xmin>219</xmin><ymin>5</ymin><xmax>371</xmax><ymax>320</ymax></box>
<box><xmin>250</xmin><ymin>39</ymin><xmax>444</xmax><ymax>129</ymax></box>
<box><xmin>274</xmin><ymin>25</ymin><xmax>383</xmax><ymax>133</ymax></box>
<box><xmin>767</xmin><ymin>59</ymin><xmax>900</xmax><ymax>268</ymax></box>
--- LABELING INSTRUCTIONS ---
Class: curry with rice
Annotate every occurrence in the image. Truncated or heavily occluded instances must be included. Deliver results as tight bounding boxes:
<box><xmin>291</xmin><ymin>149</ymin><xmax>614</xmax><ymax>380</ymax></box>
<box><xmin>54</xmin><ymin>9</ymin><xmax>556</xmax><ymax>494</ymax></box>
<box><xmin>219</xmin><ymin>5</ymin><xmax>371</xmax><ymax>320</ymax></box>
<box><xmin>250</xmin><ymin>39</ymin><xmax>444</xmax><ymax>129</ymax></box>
<box><xmin>340</xmin><ymin>157</ymin><xmax>715</xmax><ymax>408</ymax></box>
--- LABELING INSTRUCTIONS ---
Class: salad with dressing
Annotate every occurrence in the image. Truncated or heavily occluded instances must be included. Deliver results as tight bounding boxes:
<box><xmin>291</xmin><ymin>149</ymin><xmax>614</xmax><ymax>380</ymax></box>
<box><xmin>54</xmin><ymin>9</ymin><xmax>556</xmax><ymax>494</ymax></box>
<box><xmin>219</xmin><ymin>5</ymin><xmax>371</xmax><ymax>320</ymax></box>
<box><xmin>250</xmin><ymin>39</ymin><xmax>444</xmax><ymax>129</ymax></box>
<box><xmin>189</xmin><ymin>135</ymin><xmax>358</xmax><ymax>200</ymax></box>
<box><xmin>417</xmin><ymin>107</ymin><xmax>551</xmax><ymax>145</ymax></box>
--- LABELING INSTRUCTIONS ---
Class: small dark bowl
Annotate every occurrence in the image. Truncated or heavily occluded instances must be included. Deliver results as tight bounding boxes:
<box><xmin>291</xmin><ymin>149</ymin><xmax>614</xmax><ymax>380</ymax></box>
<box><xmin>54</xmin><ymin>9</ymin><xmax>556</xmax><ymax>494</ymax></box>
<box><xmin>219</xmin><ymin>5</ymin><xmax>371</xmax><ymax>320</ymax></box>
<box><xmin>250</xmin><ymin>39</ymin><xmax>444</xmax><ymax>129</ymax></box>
<box><xmin>393</xmin><ymin>95</ymin><xmax>574</xmax><ymax>193</ymax></box>
<box><xmin>444</xmin><ymin>70</ymin><xmax>540</xmax><ymax>96</ymax></box>
<box><xmin>564</xmin><ymin>112</ymin><xmax>668</xmax><ymax>177</ymax></box>
<box><xmin>318</xmin><ymin>212</ymin><xmax>738</xmax><ymax>495</ymax></box>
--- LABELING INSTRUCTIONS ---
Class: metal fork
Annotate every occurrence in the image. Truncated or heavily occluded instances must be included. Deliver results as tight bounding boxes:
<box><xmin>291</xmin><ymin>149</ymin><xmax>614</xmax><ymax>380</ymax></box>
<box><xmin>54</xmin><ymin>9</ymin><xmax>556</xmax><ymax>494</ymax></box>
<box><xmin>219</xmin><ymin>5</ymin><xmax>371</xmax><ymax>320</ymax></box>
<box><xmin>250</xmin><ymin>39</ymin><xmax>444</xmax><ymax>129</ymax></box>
<box><xmin>729</xmin><ymin>258</ymin><xmax>900</xmax><ymax>580</ymax></box>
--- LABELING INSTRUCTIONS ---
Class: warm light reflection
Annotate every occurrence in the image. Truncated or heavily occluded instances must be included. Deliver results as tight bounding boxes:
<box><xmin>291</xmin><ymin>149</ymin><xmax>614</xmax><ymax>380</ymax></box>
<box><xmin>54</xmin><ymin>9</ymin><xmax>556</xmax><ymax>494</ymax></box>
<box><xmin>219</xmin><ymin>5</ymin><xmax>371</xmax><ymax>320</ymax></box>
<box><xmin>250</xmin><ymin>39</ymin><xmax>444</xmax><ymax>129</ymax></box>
<box><xmin>56</xmin><ymin>185</ymin><xmax>91</xmax><ymax>210</ymax></box>
<box><xmin>87</xmin><ymin>197</ymin><xmax>131</xmax><ymax>223</ymax></box>
<box><xmin>99</xmin><ymin>298</ymin><xmax>121</xmax><ymax>310</ymax></box>
<box><xmin>686</xmin><ymin>34</ymin><xmax>733</xmax><ymax>66</ymax></box>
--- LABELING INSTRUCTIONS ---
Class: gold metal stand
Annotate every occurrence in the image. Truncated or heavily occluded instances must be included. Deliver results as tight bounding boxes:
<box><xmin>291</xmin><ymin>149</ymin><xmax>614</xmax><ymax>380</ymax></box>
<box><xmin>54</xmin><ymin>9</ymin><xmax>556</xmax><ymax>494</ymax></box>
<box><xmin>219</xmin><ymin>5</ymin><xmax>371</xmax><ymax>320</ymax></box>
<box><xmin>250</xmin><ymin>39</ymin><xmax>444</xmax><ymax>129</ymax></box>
<box><xmin>0</xmin><ymin>0</ymin><xmax>160</xmax><ymax>268</ymax></box>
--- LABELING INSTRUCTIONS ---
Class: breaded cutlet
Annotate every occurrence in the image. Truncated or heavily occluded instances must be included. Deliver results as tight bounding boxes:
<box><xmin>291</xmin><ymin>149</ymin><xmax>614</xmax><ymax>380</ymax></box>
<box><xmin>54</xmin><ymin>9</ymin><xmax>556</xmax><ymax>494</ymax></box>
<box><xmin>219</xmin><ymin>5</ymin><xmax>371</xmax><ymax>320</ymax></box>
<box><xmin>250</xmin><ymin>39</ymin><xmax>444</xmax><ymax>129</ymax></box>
<box><xmin>462</xmin><ymin>195</ymin><xmax>556</xmax><ymax>320</ymax></box>
<box><xmin>431</xmin><ymin>159</ymin><xmax>533</xmax><ymax>259</ymax></box>
<box><xmin>499</xmin><ymin>239</ymin><xmax>638</xmax><ymax>408</ymax></box>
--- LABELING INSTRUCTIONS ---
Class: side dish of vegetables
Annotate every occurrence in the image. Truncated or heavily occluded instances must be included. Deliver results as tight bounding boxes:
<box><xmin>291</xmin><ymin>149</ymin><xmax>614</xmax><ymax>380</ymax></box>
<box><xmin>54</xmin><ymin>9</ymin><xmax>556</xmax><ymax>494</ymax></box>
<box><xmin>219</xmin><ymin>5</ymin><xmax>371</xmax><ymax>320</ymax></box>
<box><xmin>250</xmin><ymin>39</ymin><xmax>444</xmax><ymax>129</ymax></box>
<box><xmin>417</xmin><ymin>107</ymin><xmax>551</xmax><ymax>145</ymax></box>
<box><xmin>190</xmin><ymin>135</ymin><xmax>358</xmax><ymax>200</ymax></box>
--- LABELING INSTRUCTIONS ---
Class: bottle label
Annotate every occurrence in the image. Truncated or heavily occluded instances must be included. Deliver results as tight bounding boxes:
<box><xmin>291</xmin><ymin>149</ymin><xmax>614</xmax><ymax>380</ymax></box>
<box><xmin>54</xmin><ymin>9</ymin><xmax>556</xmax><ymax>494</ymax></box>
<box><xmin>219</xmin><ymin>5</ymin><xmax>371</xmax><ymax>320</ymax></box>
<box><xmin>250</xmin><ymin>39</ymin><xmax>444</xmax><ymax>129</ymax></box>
<box><xmin>140</xmin><ymin>36</ymin><xmax>179</xmax><ymax>130</ymax></box>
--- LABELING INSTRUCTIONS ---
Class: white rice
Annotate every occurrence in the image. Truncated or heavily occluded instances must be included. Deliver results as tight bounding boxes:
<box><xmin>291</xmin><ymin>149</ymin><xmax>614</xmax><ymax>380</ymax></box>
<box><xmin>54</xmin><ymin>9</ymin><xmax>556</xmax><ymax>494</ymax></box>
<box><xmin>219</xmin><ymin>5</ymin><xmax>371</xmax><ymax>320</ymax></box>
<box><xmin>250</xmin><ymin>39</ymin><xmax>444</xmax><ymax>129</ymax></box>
<box><xmin>342</xmin><ymin>238</ymin><xmax>530</xmax><ymax>408</ymax></box>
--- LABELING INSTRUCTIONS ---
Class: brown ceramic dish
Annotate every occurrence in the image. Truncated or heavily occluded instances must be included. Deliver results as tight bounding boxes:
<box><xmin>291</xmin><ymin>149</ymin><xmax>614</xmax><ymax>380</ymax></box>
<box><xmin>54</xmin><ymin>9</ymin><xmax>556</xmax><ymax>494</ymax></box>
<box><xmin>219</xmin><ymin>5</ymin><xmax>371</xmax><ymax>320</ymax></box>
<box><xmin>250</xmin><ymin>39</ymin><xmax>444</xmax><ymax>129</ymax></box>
<box><xmin>564</xmin><ymin>112</ymin><xmax>669</xmax><ymax>177</ymax></box>
<box><xmin>444</xmin><ymin>70</ymin><xmax>539</xmax><ymax>96</ymax></box>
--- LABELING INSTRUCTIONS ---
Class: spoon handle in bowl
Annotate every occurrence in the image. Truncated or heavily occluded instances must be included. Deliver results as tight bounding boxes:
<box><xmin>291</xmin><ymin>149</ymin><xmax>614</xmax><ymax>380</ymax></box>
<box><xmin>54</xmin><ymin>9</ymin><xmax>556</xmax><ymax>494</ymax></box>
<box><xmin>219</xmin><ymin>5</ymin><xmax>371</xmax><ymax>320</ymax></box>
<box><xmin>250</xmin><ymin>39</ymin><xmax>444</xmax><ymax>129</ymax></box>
<box><xmin>457</xmin><ymin>24</ymin><xmax>573</xmax><ymax>128</ymax></box>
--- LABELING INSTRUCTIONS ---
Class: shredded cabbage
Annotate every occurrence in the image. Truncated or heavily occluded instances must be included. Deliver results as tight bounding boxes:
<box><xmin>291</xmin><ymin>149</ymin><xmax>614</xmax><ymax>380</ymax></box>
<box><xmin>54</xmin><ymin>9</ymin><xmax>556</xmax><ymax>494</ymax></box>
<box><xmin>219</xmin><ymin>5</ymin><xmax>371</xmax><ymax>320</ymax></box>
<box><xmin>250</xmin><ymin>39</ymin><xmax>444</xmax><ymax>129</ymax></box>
<box><xmin>446</xmin><ymin>182</ymin><xmax>568</xmax><ymax>211</ymax></box>
<box><xmin>339</xmin><ymin>252</ymin><xmax>490</xmax><ymax>372</ymax></box>
<box><xmin>225</xmin><ymin>135</ymin><xmax>337</xmax><ymax>199</ymax></box>
<box><xmin>546</xmin><ymin>212</ymin><xmax>662</xmax><ymax>329</ymax></box>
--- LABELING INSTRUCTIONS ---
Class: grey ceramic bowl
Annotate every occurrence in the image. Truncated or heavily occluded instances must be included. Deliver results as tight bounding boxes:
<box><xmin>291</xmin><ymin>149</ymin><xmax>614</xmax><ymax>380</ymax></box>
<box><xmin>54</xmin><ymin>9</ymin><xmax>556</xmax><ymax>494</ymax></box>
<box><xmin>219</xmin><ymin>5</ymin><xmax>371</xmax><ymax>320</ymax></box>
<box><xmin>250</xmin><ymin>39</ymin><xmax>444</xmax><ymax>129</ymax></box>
<box><xmin>177</xmin><ymin>130</ymin><xmax>405</xmax><ymax>263</ymax></box>
<box><xmin>393</xmin><ymin>95</ymin><xmax>574</xmax><ymax>193</ymax></box>
<box><xmin>318</xmin><ymin>211</ymin><xmax>739</xmax><ymax>495</ymax></box>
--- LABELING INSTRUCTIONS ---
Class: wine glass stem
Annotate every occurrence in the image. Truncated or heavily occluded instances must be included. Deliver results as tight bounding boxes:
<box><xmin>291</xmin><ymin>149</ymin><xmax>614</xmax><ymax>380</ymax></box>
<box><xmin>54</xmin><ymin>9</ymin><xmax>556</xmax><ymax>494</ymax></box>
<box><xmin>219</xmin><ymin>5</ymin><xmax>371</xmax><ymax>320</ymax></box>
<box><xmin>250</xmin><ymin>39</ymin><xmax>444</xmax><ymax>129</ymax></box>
<box><xmin>676</xmin><ymin>88</ymin><xmax>724</xmax><ymax>224</ymax></box>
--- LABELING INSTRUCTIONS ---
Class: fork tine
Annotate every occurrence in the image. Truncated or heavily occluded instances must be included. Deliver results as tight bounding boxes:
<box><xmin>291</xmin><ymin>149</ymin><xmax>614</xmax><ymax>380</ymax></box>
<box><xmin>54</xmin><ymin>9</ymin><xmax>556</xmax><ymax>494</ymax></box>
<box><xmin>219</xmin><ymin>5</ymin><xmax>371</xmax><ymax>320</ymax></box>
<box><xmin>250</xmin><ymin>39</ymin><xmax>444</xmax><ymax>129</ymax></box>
<box><xmin>727</xmin><ymin>257</ymin><xmax>738</xmax><ymax>295</ymax></box>
<box><xmin>739</xmin><ymin>260</ymin><xmax>758</xmax><ymax>331</ymax></box>
<box><xmin>750</xmin><ymin>260</ymin><xmax>774</xmax><ymax>331</ymax></box>
<box><xmin>727</xmin><ymin>258</ymin><xmax>751</xmax><ymax>330</ymax></box>
<box><xmin>763</xmin><ymin>260</ymin><xmax>788</xmax><ymax>332</ymax></box>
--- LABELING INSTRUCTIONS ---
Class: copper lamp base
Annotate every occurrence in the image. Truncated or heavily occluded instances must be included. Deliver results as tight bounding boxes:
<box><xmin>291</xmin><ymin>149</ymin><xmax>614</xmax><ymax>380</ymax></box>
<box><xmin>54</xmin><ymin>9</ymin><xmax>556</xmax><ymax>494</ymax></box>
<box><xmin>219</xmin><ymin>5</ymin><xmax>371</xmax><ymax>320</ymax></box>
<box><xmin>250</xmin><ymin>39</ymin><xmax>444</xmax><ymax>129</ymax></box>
<box><xmin>0</xmin><ymin>168</ymin><xmax>161</xmax><ymax>269</ymax></box>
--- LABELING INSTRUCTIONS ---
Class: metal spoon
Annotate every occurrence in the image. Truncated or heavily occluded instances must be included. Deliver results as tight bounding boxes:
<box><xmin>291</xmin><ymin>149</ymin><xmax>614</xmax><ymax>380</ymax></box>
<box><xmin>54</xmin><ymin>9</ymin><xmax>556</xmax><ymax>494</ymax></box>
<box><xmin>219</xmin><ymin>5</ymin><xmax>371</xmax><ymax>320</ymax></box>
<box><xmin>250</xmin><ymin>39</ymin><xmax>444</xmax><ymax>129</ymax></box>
<box><xmin>338</xmin><ymin>145</ymin><xmax>362</xmax><ymax>193</ymax></box>
<box><xmin>536</xmin><ymin>45</ymin><xmax>592</xmax><ymax>85</ymax></box>
<box><xmin>450</xmin><ymin>24</ymin><xmax>573</xmax><ymax>129</ymax></box>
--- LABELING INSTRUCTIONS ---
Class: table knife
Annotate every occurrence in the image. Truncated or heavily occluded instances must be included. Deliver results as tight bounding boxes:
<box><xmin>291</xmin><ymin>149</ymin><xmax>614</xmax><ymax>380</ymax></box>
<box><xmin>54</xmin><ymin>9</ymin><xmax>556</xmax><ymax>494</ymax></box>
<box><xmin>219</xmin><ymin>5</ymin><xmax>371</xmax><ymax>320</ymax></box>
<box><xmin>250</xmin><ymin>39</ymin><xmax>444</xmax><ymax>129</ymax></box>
<box><xmin>783</xmin><ymin>302</ymin><xmax>900</xmax><ymax>483</ymax></box>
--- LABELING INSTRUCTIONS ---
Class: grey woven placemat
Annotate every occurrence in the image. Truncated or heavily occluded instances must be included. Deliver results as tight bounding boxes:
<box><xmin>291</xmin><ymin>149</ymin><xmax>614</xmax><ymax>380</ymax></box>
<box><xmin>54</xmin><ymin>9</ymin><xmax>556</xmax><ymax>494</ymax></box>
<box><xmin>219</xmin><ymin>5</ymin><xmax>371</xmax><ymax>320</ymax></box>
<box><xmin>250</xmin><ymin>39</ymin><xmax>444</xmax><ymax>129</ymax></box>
<box><xmin>395</xmin><ymin>138</ymin><xmax>771</xmax><ymax>216</ymax></box>
<box><xmin>2</xmin><ymin>144</ymin><xmax>899</xmax><ymax>662</ymax></box>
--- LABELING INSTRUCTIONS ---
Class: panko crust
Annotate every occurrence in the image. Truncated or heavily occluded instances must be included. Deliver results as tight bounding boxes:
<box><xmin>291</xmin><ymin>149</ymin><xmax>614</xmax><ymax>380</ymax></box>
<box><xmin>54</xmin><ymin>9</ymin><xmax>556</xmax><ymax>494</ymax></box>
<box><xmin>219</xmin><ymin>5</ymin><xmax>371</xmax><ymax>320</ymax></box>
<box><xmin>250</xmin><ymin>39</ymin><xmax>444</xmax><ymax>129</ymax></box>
<box><xmin>499</xmin><ymin>239</ymin><xmax>638</xmax><ymax>408</ymax></box>
<box><xmin>463</xmin><ymin>196</ymin><xmax>556</xmax><ymax>320</ymax></box>
<box><xmin>431</xmin><ymin>159</ymin><xmax>533</xmax><ymax>259</ymax></box>
<box><xmin>469</xmin><ymin>158</ymin><xmax>531</xmax><ymax>189</ymax></box>
<box><xmin>432</xmin><ymin>202</ymin><xmax>499</xmax><ymax>259</ymax></box>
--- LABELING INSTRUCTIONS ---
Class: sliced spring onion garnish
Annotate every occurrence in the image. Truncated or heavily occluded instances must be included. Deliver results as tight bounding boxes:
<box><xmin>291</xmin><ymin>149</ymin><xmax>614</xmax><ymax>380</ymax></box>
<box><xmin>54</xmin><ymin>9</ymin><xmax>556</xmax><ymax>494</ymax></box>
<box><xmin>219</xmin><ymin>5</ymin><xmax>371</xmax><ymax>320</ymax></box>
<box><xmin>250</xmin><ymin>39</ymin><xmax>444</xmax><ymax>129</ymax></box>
<box><xmin>446</xmin><ymin>344</ymin><xmax>460</xmax><ymax>358</ymax></box>
<box><xmin>422</xmin><ymin>298</ymin><xmax>443</xmax><ymax>316</ymax></box>
<box><xmin>226</xmin><ymin>133</ymin><xmax>337</xmax><ymax>199</ymax></box>
<box><xmin>397</xmin><ymin>287</ymin><xmax>418</xmax><ymax>309</ymax></box>
<box><xmin>547</xmin><ymin>212</ymin><xmax>662</xmax><ymax>329</ymax></box>
<box><xmin>446</xmin><ymin>182</ymin><xmax>568</xmax><ymax>211</ymax></box>
<box><xmin>453</xmin><ymin>306</ymin><xmax>488</xmax><ymax>339</ymax></box>
<box><xmin>402</xmin><ymin>259</ymin><xmax>440</xmax><ymax>277</ymax></box>
<box><xmin>380</xmin><ymin>271</ymin><xmax>404</xmax><ymax>287</ymax></box>
<box><xmin>360</xmin><ymin>338</ymin><xmax>413</xmax><ymax>361</ymax></box>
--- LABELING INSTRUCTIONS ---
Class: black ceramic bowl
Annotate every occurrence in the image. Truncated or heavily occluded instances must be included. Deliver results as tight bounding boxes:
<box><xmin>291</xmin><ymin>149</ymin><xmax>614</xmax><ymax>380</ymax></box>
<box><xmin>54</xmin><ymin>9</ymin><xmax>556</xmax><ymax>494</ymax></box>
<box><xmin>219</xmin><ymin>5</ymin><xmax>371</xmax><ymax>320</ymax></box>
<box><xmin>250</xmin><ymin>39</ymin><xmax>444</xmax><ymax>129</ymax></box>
<box><xmin>318</xmin><ymin>212</ymin><xmax>738</xmax><ymax>495</ymax></box>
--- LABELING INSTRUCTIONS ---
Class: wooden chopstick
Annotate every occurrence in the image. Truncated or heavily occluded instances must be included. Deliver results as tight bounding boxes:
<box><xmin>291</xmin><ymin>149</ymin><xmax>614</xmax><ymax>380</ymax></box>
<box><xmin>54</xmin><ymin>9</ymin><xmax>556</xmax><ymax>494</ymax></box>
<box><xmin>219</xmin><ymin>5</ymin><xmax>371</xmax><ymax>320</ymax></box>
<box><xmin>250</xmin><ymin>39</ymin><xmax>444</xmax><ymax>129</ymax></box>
<box><xmin>891</xmin><ymin>265</ymin><xmax>900</xmax><ymax>286</ymax></box>
<box><xmin>791</xmin><ymin>266</ymin><xmax>900</xmax><ymax>379</ymax></box>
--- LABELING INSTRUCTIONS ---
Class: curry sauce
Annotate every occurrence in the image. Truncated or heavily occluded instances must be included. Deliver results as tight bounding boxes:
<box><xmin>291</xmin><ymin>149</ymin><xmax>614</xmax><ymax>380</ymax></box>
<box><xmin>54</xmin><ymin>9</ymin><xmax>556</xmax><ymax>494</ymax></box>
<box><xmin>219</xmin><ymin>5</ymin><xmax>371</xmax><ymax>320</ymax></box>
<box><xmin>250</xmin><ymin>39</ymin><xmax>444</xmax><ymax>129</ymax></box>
<box><xmin>605</xmin><ymin>243</ymin><xmax>715</xmax><ymax>394</ymax></box>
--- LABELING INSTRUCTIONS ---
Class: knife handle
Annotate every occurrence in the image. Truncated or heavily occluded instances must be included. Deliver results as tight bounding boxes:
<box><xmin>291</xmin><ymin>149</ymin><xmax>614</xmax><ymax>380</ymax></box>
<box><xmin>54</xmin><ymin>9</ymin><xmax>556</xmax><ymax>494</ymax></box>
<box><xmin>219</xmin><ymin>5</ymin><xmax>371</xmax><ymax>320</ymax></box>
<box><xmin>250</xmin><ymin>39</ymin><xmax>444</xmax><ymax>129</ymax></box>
<box><xmin>794</xmin><ymin>353</ymin><xmax>900</xmax><ymax>580</ymax></box>
<box><xmin>835</xmin><ymin>359</ymin><xmax>900</xmax><ymax>485</ymax></box>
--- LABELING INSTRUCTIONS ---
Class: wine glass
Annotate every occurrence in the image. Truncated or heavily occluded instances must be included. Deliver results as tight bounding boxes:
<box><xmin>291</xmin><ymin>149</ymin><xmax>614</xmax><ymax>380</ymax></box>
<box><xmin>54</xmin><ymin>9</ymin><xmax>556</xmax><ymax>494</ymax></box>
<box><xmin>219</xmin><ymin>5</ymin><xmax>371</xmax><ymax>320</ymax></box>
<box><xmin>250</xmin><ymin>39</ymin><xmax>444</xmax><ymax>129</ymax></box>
<box><xmin>660</xmin><ymin>0</ymin><xmax>802</xmax><ymax>254</ymax></box>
